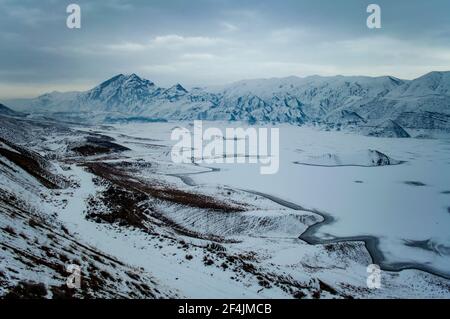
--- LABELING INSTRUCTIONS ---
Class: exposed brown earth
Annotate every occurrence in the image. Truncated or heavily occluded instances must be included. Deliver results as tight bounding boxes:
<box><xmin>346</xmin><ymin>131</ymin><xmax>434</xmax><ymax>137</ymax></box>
<box><xmin>70</xmin><ymin>136</ymin><xmax>130</xmax><ymax>156</ymax></box>
<box><xmin>0</xmin><ymin>137</ymin><xmax>69</xmax><ymax>189</ymax></box>
<box><xmin>84</xmin><ymin>162</ymin><xmax>244</xmax><ymax>213</ymax></box>
<box><xmin>84</xmin><ymin>164</ymin><xmax>241</xmax><ymax>243</ymax></box>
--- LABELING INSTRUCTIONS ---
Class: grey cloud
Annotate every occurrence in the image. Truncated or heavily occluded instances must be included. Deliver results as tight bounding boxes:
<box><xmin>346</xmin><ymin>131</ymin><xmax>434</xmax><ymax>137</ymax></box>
<box><xmin>1</xmin><ymin>0</ymin><xmax>450</xmax><ymax>99</ymax></box>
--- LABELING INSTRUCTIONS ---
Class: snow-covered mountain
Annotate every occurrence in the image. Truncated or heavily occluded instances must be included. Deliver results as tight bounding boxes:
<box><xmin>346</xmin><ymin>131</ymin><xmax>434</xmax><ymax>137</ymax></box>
<box><xmin>327</xmin><ymin>71</ymin><xmax>450</xmax><ymax>132</ymax></box>
<box><xmin>6</xmin><ymin>71</ymin><xmax>450</xmax><ymax>136</ymax></box>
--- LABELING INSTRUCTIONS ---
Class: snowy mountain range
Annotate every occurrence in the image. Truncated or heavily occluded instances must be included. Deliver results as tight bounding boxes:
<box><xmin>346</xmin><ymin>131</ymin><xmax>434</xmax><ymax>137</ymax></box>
<box><xmin>5</xmin><ymin>71</ymin><xmax>450</xmax><ymax>136</ymax></box>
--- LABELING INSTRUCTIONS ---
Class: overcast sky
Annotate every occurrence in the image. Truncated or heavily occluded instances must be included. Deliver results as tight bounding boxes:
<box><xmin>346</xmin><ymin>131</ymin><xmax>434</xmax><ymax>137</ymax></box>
<box><xmin>1</xmin><ymin>0</ymin><xmax>450</xmax><ymax>99</ymax></box>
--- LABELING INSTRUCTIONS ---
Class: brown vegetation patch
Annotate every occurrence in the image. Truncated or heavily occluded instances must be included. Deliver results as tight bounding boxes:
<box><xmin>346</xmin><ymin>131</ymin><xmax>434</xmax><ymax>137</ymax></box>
<box><xmin>0</xmin><ymin>137</ymin><xmax>68</xmax><ymax>189</ymax></box>
<box><xmin>84</xmin><ymin>162</ymin><xmax>243</xmax><ymax>213</ymax></box>
<box><xmin>86</xmin><ymin>183</ymin><xmax>151</xmax><ymax>231</ymax></box>
<box><xmin>83</xmin><ymin>162</ymin><xmax>241</xmax><ymax>242</ymax></box>
<box><xmin>71</xmin><ymin>136</ymin><xmax>129</xmax><ymax>156</ymax></box>
<box><xmin>4</xmin><ymin>281</ymin><xmax>48</xmax><ymax>299</ymax></box>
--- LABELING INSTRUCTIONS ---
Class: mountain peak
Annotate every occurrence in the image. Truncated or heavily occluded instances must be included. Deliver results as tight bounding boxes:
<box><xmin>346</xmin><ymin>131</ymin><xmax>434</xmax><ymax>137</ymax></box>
<box><xmin>97</xmin><ymin>73</ymin><xmax>154</xmax><ymax>89</ymax></box>
<box><xmin>124</xmin><ymin>73</ymin><xmax>142</xmax><ymax>81</ymax></box>
<box><xmin>422</xmin><ymin>70</ymin><xmax>450</xmax><ymax>76</ymax></box>
<box><xmin>161</xmin><ymin>83</ymin><xmax>188</xmax><ymax>100</ymax></box>
<box><xmin>85</xmin><ymin>73</ymin><xmax>158</xmax><ymax>107</ymax></box>
<box><xmin>123</xmin><ymin>73</ymin><xmax>155</xmax><ymax>87</ymax></box>
<box><xmin>413</xmin><ymin>71</ymin><xmax>450</xmax><ymax>83</ymax></box>
<box><xmin>163</xmin><ymin>83</ymin><xmax>188</xmax><ymax>94</ymax></box>
<box><xmin>94</xmin><ymin>74</ymin><xmax>154</xmax><ymax>92</ymax></box>
<box><xmin>399</xmin><ymin>70</ymin><xmax>450</xmax><ymax>96</ymax></box>
<box><xmin>172</xmin><ymin>83</ymin><xmax>187</xmax><ymax>92</ymax></box>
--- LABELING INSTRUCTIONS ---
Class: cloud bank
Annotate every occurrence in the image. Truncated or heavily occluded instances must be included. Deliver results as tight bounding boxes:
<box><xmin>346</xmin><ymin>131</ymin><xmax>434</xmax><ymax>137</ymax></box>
<box><xmin>1</xmin><ymin>0</ymin><xmax>450</xmax><ymax>98</ymax></box>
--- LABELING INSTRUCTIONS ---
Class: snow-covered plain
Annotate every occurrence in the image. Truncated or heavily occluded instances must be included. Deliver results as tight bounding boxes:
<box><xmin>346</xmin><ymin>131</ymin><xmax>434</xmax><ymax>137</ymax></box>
<box><xmin>102</xmin><ymin>122</ymin><xmax>450</xmax><ymax>278</ymax></box>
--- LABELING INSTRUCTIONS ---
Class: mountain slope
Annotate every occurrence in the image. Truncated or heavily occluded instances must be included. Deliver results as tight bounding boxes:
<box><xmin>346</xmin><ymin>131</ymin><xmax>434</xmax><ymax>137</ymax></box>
<box><xmin>0</xmin><ymin>117</ymin><xmax>177</xmax><ymax>298</ymax></box>
<box><xmin>331</xmin><ymin>72</ymin><xmax>450</xmax><ymax>131</ymax></box>
<box><xmin>0</xmin><ymin>103</ymin><xmax>26</xmax><ymax>118</ymax></box>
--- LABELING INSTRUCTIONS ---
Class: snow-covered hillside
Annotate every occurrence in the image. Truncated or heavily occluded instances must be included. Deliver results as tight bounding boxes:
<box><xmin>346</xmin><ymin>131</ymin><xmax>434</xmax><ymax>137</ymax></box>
<box><xmin>5</xmin><ymin>71</ymin><xmax>450</xmax><ymax>136</ymax></box>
